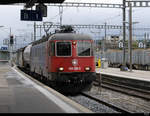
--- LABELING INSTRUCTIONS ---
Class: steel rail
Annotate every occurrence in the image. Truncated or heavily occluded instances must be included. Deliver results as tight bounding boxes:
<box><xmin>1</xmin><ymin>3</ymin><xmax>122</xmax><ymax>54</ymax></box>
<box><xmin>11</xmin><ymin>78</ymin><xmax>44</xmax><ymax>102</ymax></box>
<box><xmin>94</xmin><ymin>73</ymin><xmax>150</xmax><ymax>101</ymax></box>
<box><xmin>80</xmin><ymin>92</ymin><xmax>132</xmax><ymax>113</ymax></box>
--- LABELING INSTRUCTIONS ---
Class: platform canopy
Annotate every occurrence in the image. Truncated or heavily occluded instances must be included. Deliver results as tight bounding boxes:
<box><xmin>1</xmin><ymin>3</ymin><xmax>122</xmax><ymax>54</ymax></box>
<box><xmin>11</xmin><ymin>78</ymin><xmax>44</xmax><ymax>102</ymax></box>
<box><xmin>0</xmin><ymin>0</ymin><xmax>65</xmax><ymax>4</ymax></box>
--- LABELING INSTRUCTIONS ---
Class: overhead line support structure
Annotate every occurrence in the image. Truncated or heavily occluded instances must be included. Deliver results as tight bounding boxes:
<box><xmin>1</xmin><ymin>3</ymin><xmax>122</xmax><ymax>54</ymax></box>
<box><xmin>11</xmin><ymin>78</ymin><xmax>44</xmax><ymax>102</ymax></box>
<box><xmin>36</xmin><ymin>24</ymin><xmax>127</xmax><ymax>30</ymax></box>
<box><xmin>3</xmin><ymin>1</ymin><xmax>150</xmax><ymax>8</ymax></box>
<box><xmin>47</xmin><ymin>1</ymin><xmax>150</xmax><ymax>8</ymax></box>
<box><xmin>121</xmin><ymin>0</ymin><xmax>127</xmax><ymax>71</ymax></box>
<box><xmin>126</xmin><ymin>1</ymin><xmax>150</xmax><ymax>7</ymax></box>
<box><xmin>47</xmin><ymin>2</ymin><xmax>123</xmax><ymax>8</ymax></box>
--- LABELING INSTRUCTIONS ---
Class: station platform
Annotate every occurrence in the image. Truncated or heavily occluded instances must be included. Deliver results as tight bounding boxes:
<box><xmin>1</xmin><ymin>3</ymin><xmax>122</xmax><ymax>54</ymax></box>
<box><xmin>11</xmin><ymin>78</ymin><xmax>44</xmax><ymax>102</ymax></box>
<box><xmin>0</xmin><ymin>63</ymin><xmax>92</xmax><ymax>113</ymax></box>
<box><xmin>96</xmin><ymin>67</ymin><xmax>150</xmax><ymax>82</ymax></box>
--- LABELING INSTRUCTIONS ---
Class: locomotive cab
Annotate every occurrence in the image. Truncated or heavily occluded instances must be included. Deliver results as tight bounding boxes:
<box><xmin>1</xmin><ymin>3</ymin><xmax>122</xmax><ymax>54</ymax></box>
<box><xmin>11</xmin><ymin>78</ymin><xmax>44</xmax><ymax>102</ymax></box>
<box><xmin>47</xmin><ymin>33</ymin><xmax>96</xmax><ymax>93</ymax></box>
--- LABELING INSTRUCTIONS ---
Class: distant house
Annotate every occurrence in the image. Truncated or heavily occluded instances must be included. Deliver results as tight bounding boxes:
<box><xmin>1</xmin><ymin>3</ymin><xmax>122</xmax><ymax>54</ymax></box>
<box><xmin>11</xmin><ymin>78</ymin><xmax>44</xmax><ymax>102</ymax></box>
<box><xmin>138</xmin><ymin>42</ymin><xmax>145</xmax><ymax>48</ymax></box>
<box><xmin>106</xmin><ymin>35</ymin><xmax>120</xmax><ymax>43</ymax></box>
<box><xmin>118</xmin><ymin>41</ymin><xmax>123</xmax><ymax>48</ymax></box>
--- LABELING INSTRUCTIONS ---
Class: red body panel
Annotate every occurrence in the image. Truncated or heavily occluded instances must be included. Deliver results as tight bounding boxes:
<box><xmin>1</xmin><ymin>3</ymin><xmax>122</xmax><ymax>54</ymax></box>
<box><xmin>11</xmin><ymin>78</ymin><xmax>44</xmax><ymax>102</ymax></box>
<box><xmin>46</xmin><ymin>40</ymin><xmax>95</xmax><ymax>73</ymax></box>
<box><xmin>50</xmin><ymin>57</ymin><xmax>95</xmax><ymax>72</ymax></box>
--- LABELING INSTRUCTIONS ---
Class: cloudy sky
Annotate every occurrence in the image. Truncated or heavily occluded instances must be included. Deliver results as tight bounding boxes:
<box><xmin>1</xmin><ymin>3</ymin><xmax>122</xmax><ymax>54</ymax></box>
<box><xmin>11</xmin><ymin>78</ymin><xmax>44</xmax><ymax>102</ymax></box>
<box><xmin>0</xmin><ymin>0</ymin><xmax>150</xmax><ymax>46</ymax></box>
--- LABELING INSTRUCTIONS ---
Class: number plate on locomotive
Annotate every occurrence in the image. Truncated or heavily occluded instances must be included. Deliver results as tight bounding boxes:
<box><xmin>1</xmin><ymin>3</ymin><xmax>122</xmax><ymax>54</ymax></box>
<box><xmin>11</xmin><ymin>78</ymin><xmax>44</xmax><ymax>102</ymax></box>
<box><xmin>68</xmin><ymin>67</ymin><xmax>81</xmax><ymax>71</ymax></box>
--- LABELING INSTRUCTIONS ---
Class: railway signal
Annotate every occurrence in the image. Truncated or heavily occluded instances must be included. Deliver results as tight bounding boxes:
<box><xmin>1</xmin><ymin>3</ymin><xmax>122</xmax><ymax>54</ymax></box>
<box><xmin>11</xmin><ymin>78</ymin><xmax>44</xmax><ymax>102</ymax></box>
<box><xmin>10</xmin><ymin>35</ymin><xmax>14</xmax><ymax>45</ymax></box>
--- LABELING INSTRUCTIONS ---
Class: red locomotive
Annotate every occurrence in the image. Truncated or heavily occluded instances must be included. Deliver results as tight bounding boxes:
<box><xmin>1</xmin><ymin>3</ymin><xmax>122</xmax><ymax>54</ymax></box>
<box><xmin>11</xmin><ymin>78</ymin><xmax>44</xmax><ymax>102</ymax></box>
<box><xmin>15</xmin><ymin>26</ymin><xmax>96</xmax><ymax>94</ymax></box>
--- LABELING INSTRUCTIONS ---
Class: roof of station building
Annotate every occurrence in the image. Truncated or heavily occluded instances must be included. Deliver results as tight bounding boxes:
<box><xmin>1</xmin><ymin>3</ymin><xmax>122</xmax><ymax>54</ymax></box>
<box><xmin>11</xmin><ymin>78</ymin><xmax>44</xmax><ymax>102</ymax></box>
<box><xmin>0</xmin><ymin>0</ymin><xmax>64</xmax><ymax>4</ymax></box>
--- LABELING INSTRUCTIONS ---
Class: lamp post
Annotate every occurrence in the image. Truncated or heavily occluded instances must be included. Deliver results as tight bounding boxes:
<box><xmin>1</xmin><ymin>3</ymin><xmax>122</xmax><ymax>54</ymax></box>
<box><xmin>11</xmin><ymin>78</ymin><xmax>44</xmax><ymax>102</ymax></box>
<box><xmin>103</xmin><ymin>22</ymin><xmax>107</xmax><ymax>59</ymax></box>
<box><xmin>121</xmin><ymin>0</ymin><xmax>127</xmax><ymax>71</ymax></box>
<box><xmin>7</xmin><ymin>27</ymin><xmax>13</xmax><ymax>66</ymax></box>
<box><xmin>128</xmin><ymin>3</ymin><xmax>139</xmax><ymax>72</ymax></box>
<box><xmin>129</xmin><ymin>3</ymin><xmax>132</xmax><ymax>72</ymax></box>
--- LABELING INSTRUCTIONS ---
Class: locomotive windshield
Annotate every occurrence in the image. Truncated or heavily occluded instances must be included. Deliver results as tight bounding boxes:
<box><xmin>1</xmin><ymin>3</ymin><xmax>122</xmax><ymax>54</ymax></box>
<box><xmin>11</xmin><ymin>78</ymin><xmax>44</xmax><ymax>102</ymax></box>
<box><xmin>56</xmin><ymin>42</ymin><xmax>71</xmax><ymax>56</ymax></box>
<box><xmin>77</xmin><ymin>41</ymin><xmax>92</xmax><ymax>56</ymax></box>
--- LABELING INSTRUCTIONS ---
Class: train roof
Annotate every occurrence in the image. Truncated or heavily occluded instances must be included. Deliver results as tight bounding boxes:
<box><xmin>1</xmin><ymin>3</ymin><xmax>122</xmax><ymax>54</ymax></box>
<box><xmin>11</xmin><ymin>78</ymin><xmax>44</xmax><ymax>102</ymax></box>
<box><xmin>50</xmin><ymin>33</ymin><xmax>93</xmax><ymax>41</ymax></box>
<box><xmin>31</xmin><ymin>35</ymin><xmax>50</xmax><ymax>46</ymax></box>
<box><xmin>31</xmin><ymin>33</ymin><xmax>93</xmax><ymax>46</ymax></box>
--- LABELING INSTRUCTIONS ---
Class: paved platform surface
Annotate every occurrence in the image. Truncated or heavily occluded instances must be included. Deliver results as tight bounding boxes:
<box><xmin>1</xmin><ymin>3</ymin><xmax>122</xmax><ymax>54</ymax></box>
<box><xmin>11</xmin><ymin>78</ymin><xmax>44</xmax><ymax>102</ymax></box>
<box><xmin>96</xmin><ymin>67</ymin><xmax>150</xmax><ymax>82</ymax></box>
<box><xmin>0</xmin><ymin>63</ymin><xmax>92</xmax><ymax>113</ymax></box>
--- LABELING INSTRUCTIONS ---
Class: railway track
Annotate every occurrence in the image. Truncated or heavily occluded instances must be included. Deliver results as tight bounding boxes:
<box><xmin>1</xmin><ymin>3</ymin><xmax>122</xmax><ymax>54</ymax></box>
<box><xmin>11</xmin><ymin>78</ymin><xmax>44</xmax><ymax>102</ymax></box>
<box><xmin>67</xmin><ymin>82</ymin><xmax>150</xmax><ymax>113</ymax></box>
<box><xmin>67</xmin><ymin>93</ymin><xmax>121</xmax><ymax>113</ymax></box>
<box><xmin>80</xmin><ymin>92</ymin><xmax>132</xmax><ymax>113</ymax></box>
<box><xmin>94</xmin><ymin>73</ymin><xmax>150</xmax><ymax>101</ymax></box>
<box><xmin>80</xmin><ymin>87</ymin><xmax>150</xmax><ymax>113</ymax></box>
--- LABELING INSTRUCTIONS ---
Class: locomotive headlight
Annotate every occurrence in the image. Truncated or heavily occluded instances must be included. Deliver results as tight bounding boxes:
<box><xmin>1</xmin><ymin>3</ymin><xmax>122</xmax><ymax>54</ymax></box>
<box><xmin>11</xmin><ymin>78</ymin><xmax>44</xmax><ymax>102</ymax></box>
<box><xmin>73</xmin><ymin>41</ymin><xmax>76</xmax><ymax>45</ymax></box>
<box><xmin>85</xmin><ymin>67</ymin><xmax>91</xmax><ymax>71</ymax></box>
<box><xmin>59</xmin><ymin>67</ymin><xmax>64</xmax><ymax>71</ymax></box>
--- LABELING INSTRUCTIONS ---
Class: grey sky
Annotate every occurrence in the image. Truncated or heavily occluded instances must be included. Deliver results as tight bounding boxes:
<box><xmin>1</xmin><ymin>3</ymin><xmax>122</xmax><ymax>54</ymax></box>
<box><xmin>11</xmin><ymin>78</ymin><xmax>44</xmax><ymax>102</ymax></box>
<box><xmin>0</xmin><ymin>0</ymin><xmax>150</xmax><ymax>46</ymax></box>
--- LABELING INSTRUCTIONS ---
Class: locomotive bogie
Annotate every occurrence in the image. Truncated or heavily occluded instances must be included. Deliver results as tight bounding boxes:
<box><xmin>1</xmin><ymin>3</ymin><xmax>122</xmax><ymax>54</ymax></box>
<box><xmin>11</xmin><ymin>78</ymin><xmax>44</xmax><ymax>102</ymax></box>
<box><xmin>48</xmin><ymin>72</ymin><xmax>96</xmax><ymax>93</ymax></box>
